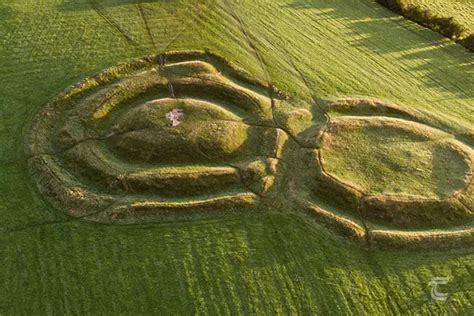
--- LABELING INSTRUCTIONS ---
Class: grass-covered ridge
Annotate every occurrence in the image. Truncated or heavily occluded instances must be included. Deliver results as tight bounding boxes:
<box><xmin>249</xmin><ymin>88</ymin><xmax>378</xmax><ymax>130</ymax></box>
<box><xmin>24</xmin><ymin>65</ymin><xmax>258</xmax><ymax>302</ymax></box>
<box><xmin>0</xmin><ymin>0</ymin><xmax>473</xmax><ymax>314</ymax></box>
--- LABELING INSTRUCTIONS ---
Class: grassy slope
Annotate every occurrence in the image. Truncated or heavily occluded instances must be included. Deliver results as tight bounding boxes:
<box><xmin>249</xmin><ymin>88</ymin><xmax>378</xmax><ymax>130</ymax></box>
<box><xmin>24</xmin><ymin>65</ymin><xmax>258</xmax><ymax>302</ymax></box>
<box><xmin>405</xmin><ymin>0</ymin><xmax>474</xmax><ymax>33</ymax></box>
<box><xmin>0</xmin><ymin>0</ymin><xmax>472</xmax><ymax>314</ymax></box>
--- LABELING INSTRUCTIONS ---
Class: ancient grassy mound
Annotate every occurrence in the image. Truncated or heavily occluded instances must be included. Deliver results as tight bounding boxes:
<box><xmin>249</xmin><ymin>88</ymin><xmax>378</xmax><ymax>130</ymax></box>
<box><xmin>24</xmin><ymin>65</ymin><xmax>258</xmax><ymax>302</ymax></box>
<box><xmin>26</xmin><ymin>51</ymin><xmax>473</xmax><ymax>249</ymax></box>
<box><xmin>27</xmin><ymin>52</ymin><xmax>474</xmax><ymax>246</ymax></box>
<box><xmin>283</xmin><ymin>98</ymin><xmax>473</xmax><ymax>249</ymax></box>
<box><xmin>26</xmin><ymin>51</ymin><xmax>286</xmax><ymax>223</ymax></box>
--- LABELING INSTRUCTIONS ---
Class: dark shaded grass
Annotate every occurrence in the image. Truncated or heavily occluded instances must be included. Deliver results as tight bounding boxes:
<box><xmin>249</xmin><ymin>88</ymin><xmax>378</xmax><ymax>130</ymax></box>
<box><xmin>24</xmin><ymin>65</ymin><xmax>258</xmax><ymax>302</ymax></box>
<box><xmin>376</xmin><ymin>0</ymin><xmax>473</xmax><ymax>51</ymax></box>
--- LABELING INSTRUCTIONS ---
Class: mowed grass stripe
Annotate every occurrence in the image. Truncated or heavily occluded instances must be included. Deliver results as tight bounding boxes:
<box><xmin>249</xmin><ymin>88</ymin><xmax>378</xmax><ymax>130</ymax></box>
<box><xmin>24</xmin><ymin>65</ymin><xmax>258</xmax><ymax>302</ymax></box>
<box><xmin>0</xmin><ymin>4</ymin><xmax>144</xmax><ymax>70</ymax></box>
<box><xmin>1</xmin><ymin>213</ymin><xmax>470</xmax><ymax>314</ymax></box>
<box><xmin>354</xmin><ymin>1</ymin><xmax>470</xmax><ymax>94</ymax></box>
<box><xmin>167</xmin><ymin>1</ymin><xmax>267</xmax><ymax>83</ymax></box>
<box><xmin>235</xmin><ymin>0</ymin><xmax>472</xmax><ymax>131</ymax></box>
<box><xmin>240</xmin><ymin>1</ymin><xmax>412</xmax><ymax>95</ymax></box>
<box><xmin>371</xmin><ymin>249</ymin><xmax>474</xmax><ymax>314</ymax></box>
<box><xmin>212</xmin><ymin>232</ymin><xmax>244</xmax><ymax>314</ymax></box>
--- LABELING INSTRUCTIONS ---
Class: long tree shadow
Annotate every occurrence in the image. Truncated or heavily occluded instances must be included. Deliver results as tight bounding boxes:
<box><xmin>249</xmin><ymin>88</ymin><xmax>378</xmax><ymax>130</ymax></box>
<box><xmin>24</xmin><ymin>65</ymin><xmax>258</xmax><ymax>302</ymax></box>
<box><xmin>285</xmin><ymin>0</ymin><xmax>473</xmax><ymax>100</ymax></box>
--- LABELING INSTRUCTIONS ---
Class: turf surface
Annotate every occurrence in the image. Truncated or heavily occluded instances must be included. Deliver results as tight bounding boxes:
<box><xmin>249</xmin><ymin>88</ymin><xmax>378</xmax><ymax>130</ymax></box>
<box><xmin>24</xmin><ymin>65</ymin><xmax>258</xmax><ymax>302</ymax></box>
<box><xmin>321</xmin><ymin>118</ymin><xmax>468</xmax><ymax>198</ymax></box>
<box><xmin>0</xmin><ymin>0</ymin><xmax>473</xmax><ymax>314</ymax></box>
<box><xmin>404</xmin><ymin>0</ymin><xmax>474</xmax><ymax>33</ymax></box>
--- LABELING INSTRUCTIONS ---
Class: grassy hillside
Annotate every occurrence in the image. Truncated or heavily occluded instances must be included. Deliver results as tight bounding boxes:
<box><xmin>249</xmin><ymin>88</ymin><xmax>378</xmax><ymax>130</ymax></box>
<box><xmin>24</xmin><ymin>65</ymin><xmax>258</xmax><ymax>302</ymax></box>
<box><xmin>0</xmin><ymin>0</ymin><xmax>473</xmax><ymax>314</ymax></box>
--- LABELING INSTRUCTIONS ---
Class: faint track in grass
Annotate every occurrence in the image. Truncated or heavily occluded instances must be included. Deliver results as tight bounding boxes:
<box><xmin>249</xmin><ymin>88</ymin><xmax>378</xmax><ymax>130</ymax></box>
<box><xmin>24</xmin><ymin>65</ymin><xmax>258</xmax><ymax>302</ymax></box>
<box><xmin>136</xmin><ymin>3</ymin><xmax>157</xmax><ymax>52</ymax></box>
<box><xmin>87</xmin><ymin>0</ymin><xmax>137</xmax><ymax>45</ymax></box>
<box><xmin>222</xmin><ymin>1</ymin><xmax>272</xmax><ymax>85</ymax></box>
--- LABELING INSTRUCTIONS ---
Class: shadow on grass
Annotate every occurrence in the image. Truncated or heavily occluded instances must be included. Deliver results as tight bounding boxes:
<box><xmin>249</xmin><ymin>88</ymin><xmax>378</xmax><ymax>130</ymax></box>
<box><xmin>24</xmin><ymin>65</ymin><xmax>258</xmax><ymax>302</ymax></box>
<box><xmin>57</xmin><ymin>0</ymin><xmax>169</xmax><ymax>11</ymax></box>
<box><xmin>285</xmin><ymin>0</ymin><xmax>473</xmax><ymax>100</ymax></box>
<box><xmin>0</xmin><ymin>4</ymin><xmax>14</xmax><ymax>17</ymax></box>
<box><xmin>0</xmin><ymin>4</ymin><xmax>15</xmax><ymax>33</ymax></box>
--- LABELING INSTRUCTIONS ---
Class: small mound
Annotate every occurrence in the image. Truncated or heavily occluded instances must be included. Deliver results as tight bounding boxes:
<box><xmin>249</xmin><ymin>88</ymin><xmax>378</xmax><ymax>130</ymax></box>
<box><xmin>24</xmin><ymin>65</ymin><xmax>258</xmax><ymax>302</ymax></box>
<box><xmin>321</xmin><ymin>117</ymin><xmax>470</xmax><ymax>198</ymax></box>
<box><xmin>108</xmin><ymin>98</ymin><xmax>250</xmax><ymax>164</ymax></box>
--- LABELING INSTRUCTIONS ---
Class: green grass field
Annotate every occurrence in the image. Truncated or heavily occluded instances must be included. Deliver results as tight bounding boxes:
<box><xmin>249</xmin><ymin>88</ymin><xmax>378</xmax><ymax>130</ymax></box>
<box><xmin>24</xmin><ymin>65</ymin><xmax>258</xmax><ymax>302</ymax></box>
<box><xmin>0</xmin><ymin>0</ymin><xmax>473</xmax><ymax>314</ymax></box>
